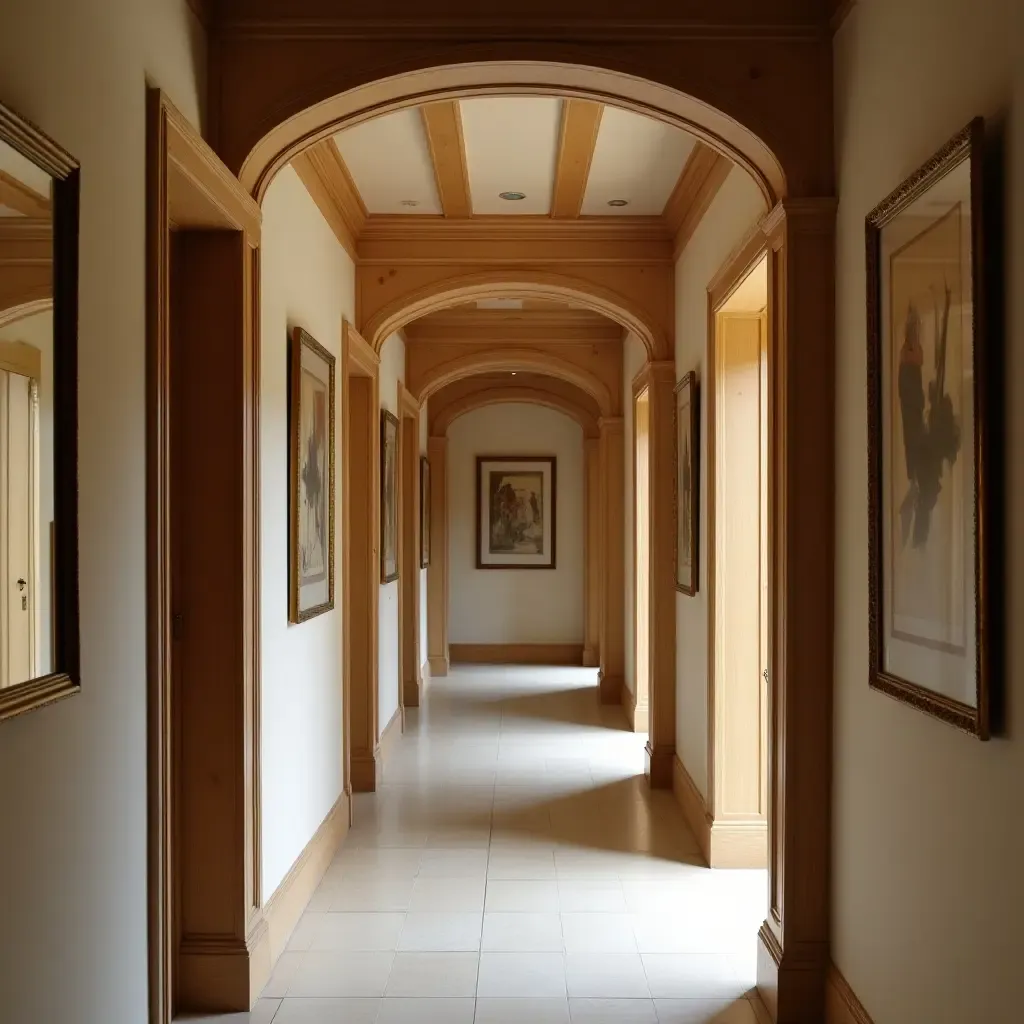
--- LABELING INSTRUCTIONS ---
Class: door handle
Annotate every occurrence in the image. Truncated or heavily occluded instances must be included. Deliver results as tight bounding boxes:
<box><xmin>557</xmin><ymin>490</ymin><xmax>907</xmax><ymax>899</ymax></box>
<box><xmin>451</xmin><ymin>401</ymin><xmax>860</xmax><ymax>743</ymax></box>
<box><xmin>16</xmin><ymin>578</ymin><xmax>26</xmax><ymax>591</ymax></box>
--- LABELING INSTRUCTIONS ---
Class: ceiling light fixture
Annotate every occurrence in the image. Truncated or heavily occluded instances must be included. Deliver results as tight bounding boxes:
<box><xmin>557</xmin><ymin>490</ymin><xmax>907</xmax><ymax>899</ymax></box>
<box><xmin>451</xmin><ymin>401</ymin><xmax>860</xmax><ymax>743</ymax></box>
<box><xmin>511</xmin><ymin>371</ymin><xmax>518</xmax><ymax>376</ymax></box>
<box><xmin>607</xmin><ymin>199</ymin><xmax>629</xmax><ymax>207</ymax></box>
<box><xmin>498</xmin><ymin>191</ymin><xmax>526</xmax><ymax>201</ymax></box>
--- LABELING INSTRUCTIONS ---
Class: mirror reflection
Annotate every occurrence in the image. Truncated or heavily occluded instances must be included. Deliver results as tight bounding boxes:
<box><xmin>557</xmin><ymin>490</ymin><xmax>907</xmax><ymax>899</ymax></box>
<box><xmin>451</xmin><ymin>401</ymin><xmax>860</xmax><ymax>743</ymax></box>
<box><xmin>0</xmin><ymin>136</ymin><xmax>55</xmax><ymax>687</ymax></box>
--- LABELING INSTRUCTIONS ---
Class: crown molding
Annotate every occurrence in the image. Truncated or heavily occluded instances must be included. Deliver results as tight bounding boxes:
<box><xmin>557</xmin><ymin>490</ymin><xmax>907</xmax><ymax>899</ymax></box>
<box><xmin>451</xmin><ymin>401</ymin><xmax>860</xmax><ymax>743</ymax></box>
<box><xmin>292</xmin><ymin>137</ymin><xmax>366</xmax><ymax>259</ymax></box>
<box><xmin>665</xmin><ymin>141</ymin><xmax>733</xmax><ymax>256</ymax></box>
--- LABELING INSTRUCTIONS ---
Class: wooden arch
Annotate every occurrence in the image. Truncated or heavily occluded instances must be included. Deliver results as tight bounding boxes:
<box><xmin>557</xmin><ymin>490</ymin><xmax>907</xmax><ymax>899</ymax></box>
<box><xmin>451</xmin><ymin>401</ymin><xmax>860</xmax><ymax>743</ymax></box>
<box><xmin>364</xmin><ymin>270</ymin><xmax>668</xmax><ymax>361</ymax></box>
<box><xmin>412</xmin><ymin>347</ymin><xmax>615</xmax><ymax>417</ymax></box>
<box><xmin>0</xmin><ymin>297</ymin><xmax>52</xmax><ymax>330</ymax></box>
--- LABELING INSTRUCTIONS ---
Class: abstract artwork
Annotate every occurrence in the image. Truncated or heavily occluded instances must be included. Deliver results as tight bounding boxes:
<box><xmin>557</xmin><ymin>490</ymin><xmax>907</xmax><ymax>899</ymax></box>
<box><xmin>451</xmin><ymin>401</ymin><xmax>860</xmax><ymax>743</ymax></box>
<box><xmin>420</xmin><ymin>456</ymin><xmax>431</xmax><ymax>568</ymax></box>
<box><xmin>289</xmin><ymin>327</ymin><xmax>335</xmax><ymax>622</ymax></box>
<box><xmin>476</xmin><ymin>456</ymin><xmax>556</xmax><ymax>569</ymax></box>
<box><xmin>380</xmin><ymin>410</ymin><xmax>399</xmax><ymax>583</ymax></box>
<box><xmin>866</xmin><ymin>117</ymin><xmax>994</xmax><ymax>737</ymax></box>
<box><xmin>675</xmin><ymin>371</ymin><xmax>699</xmax><ymax>595</ymax></box>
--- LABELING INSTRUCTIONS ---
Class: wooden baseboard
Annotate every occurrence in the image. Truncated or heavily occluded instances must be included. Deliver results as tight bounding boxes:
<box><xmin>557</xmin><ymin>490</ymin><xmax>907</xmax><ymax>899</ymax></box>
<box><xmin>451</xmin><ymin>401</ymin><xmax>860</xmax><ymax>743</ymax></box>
<box><xmin>645</xmin><ymin>742</ymin><xmax>674</xmax><ymax>789</ymax></box>
<box><xmin>827</xmin><ymin>965</ymin><xmax>874</xmax><ymax>1024</ymax></box>
<box><xmin>251</xmin><ymin>792</ymin><xmax>350</xmax><ymax>1001</ymax></box>
<box><xmin>672</xmin><ymin>754</ymin><xmax>711</xmax><ymax>864</ymax></box>
<box><xmin>351</xmin><ymin>750</ymin><xmax>380</xmax><ymax>792</ymax></box>
<box><xmin>379</xmin><ymin>705</ymin><xmax>402</xmax><ymax>762</ymax></box>
<box><xmin>619</xmin><ymin>679</ymin><xmax>648</xmax><ymax>732</ymax></box>
<box><xmin>671</xmin><ymin>755</ymin><xmax>766</xmax><ymax>867</ymax></box>
<box><xmin>449</xmin><ymin>642</ymin><xmax>584</xmax><ymax>665</ymax></box>
<box><xmin>582</xmin><ymin>645</ymin><xmax>599</xmax><ymax>667</ymax></box>
<box><xmin>428</xmin><ymin>654</ymin><xmax>449</xmax><ymax>676</ymax></box>
<box><xmin>598</xmin><ymin>670</ymin><xmax>622</xmax><ymax>705</ymax></box>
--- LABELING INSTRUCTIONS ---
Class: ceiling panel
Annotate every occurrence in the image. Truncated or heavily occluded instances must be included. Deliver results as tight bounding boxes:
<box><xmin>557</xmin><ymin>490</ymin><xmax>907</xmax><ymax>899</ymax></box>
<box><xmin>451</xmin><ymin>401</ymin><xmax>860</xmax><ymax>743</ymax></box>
<box><xmin>460</xmin><ymin>97</ymin><xmax>562</xmax><ymax>215</ymax></box>
<box><xmin>334</xmin><ymin>109</ymin><xmax>441</xmax><ymax>214</ymax></box>
<box><xmin>581</xmin><ymin>106</ymin><xmax>696</xmax><ymax>217</ymax></box>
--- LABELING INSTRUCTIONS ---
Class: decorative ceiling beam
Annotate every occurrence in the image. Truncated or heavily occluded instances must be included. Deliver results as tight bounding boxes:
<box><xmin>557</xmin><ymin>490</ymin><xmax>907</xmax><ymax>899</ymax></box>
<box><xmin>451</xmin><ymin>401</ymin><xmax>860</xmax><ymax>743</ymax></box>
<box><xmin>420</xmin><ymin>102</ymin><xmax>472</xmax><ymax>219</ymax></box>
<box><xmin>662</xmin><ymin>141</ymin><xmax>732</xmax><ymax>255</ymax></box>
<box><xmin>404</xmin><ymin>311</ymin><xmax>624</xmax><ymax>346</ymax></box>
<box><xmin>291</xmin><ymin>138</ymin><xmax>367</xmax><ymax>259</ymax></box>
<box><xmin>550</xmin><ymin>99</ymin><xmax>603</xmax><ymax>219</ymax></box>
<box><xmin>0</xmin><ymin>170</ymin><xmax>50</xmax><ymax>218</ymax></box>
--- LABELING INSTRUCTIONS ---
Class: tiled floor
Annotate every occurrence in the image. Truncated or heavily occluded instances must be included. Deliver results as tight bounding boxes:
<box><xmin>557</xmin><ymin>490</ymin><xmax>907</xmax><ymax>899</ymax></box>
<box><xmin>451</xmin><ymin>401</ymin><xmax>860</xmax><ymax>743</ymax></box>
<box><xmin>188</xmin><ymin>665</ymin><xmax>768</xmax><ymax>1023</ymax></box>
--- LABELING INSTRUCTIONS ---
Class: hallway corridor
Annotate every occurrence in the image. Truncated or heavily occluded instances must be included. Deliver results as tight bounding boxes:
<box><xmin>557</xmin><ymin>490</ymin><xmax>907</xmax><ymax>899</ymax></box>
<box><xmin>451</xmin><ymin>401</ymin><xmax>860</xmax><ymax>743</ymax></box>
<box><xmin>244</xmin><ymin>667</ymin><xmax>767</xmax><ymax>1024</ymax></box>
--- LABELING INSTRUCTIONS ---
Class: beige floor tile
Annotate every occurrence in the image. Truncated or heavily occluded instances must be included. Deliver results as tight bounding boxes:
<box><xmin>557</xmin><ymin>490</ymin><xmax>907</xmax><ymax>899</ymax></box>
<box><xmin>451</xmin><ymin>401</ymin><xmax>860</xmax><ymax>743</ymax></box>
<box><xmin>557</xmin><ymin>880</ymin><xmax>627</xmax><ymax>913</ymax></box>
<box><xmin>385</xmin><ymin>952</ymin><xmax>480</xmax><ymax>997</ymax></box>
<box><xmin>271</xmin><ymin>997</ymin><xmax>381</xmax><ymax>1023</ymax></box>
<box><xmin>262</xmin><ymin>951</ymin><xmax>304</xmax><ymax>998</ymax></box>
<box><xmin>654</xmin><ymin>998</ymin><xmax>761</xmax><ymax>1023</ymax></box>
<box><xmin>641</xmin><ymin>954</ymin><xmax>755</xmax><ymax>999</ymax></box>
<box><xmin>561</xmin><ymin>913</ymin><xmax>637</xmax><ymax>952</ymax></box>
<box><xmin>564</xmin><ymin>953</ymin><xmax>650</xmax><ymax>998</ymax></box>
<box><xmin>329</xmin><ymin>878</ymin><xmax>417</xmax><ymax>913</ymax></box>
<box><xmin>487</xmin><ymin>850</ymin><xmax>557</xmax><ymax>879</ymax></box>
<box><xmin>474</xmin><ymin>997</ymin><xmax>570</xmax><ymax>1023</ymax></box>
<box><xmin>397</xmin><ymin>912</ymin><xmax>483</xmax><ymax>951</ymax></box>
<box><xmin>568</xmin><ymin>998</ymin><xmax>659</xmax><ymax>1022</ymax></box>
<box><xmin>481</xmin><ymin>912</ymin><xmax>564</xmax><ymax>951</ymax></box>
<box><xmin>409</xmin><ymin>877</ymin><xmax>487</xmax><ymax>912</ymax></box>
<box><xmin>376</xmin><ymin>996</ymin><xmax>476</xmax><ymax>1023</ymax></box>
<box><xmin>305</xmin><ymin>912</ymin><xmax>406</xmax><ymax>951</ymax></box>
<box><xmin>477</xmin><ymin>952</ymin><xmax>568</xmax><ymax>997</ymax></box>
<box><xmin>485</xmin><ymin>879</ymin><xmax>561</xmax><ymax>912</ymax></box>
<box><xmin>418</xmin><ymin>849</ymin><xmax>490</xmax><ymax>877</ymax></box>
<box><xmin>287</xmin><ymin>951</ymin><xmax>395</xmax><ymax>997</ymax></box>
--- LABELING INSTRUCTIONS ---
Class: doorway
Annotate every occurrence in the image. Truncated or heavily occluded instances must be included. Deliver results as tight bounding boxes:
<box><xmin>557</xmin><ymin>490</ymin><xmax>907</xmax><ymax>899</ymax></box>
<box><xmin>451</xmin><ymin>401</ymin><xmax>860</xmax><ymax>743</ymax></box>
<box><xmin>707</xmin><ymin>252</ymin><xmax>769</xmax><ymax>868</ymax></box>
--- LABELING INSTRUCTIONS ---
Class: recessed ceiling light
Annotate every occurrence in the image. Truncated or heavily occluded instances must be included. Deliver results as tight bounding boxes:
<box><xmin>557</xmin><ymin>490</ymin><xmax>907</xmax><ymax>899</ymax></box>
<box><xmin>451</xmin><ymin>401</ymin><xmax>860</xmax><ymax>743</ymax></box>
<box><xmin>511</xmin><ymin>371</ymin><xmax>518</xmax><ymax>376</ymax></box>
<box><xmin>607</xmin><ymin>199</ymin><xmax>629</xmax><ymax>207</ymax></box>
<box><xmin>499</xmin><ymin>191</ymin><xmax>526</xmax><ymax>201</ymax></box>
<box><xmin>399</xmin><ymin>199</ymin><xmax>420</xmax><ymax>207</ymax></box>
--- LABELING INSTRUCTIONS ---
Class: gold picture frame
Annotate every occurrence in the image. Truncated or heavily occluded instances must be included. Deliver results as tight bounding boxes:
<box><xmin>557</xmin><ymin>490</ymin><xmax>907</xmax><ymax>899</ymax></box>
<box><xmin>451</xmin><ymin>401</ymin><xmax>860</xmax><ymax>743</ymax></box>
<box><xmin>675</xmin><ymin>371</ymin><xmax>699</xmax><ymax>596</ymax></box>
<box><xmin>289</xmin><ymin>326</ymin><xmax>336</xmax><ymax>622</ymax></box>
<box><xmin>380</xmin><ymin>409</ymin><xmax>400</xmax><ymax>583</ymax></box>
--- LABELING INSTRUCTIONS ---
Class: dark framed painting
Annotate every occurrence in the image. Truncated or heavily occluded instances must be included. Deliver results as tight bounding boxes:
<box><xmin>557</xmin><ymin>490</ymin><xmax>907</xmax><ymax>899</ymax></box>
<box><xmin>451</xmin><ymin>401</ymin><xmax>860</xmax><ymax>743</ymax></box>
<box><xmin>476</xmin><ymin>456</ymin><xmax>556</xmax><ymax>570</ymax></box>
<box><xmin>866</xmin><ymin>117</ymin><xmax>993</xmax><ymax>738</ymax></box>
<box><xmin>420</xmin><ymin>456</ymin><xmax>431</xmax><ymax>568</ymax></box>
<box><xmin>675</xmin><ymin>371</ymin><xmax>700</xmax><ymax>596</ymax></box>
<box><xmin>380</xmin><ymin>409</ymin><xmax>399</xmax><ymax>583</ymax></box>
<box><xmin>289</xmin><ymin>326</ymin><xmax>335</xmax><ymax>623</ymax></box>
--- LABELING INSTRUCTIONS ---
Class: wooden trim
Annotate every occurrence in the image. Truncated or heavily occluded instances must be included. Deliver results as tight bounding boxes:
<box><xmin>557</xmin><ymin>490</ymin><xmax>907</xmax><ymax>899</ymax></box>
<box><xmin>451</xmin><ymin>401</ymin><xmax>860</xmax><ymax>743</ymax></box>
<box><xmin>0</xmin><ymin>168</ymin><xmax>50</xmax><ymax>217</ymax></box>
<box><xmin>146</xmin><ymin>88</ymin><xmax>262</xmax><ymax>1023</ymax></box>
<box><xmin>378</xmin><ymin>705</ymin><xmax>403</xmax><ymax>764</ymax></box>
<box><xmin>431</xmin><ymin>385</ymin><xmax>599</xmax><ymax>439</ymax></box>
<box><xmin>426</xmin><ymin>436</ymin><xmax>449</xmax><ymax>677</ymax></box>
<box><xmin>826</xmin><ymin>966</ymin><xmax>874</xmax><ymax>1024</ymax></box>
<box><xmin>291</xmin><ymin>138</ymin><xmax>366</xmax><ymax>260</ymax></box>
<box><xmin>708</xmin><ymin>221</ymin><xmax>771</xmax><ymax>310</ymax></box>
<box><xmin>398</xmin><ymin>383</ymin><xmax>422</xmax><ymax>707</ymax></box>
<box><xmin>672</xmin><ymin>754</ymin><xmax>711</xmax><ymax>865</ymax></box>
<box><xmin>450</xmin><ymin>643</ymin><xmax>584</xmax><ymax>665</ymax></box>
<box><xmin>583</xmin><ymin>437</ymin><xmax>601</xmax><ymax>667</ymax></box>
<box><xmin>597</xmin><ymin>417</ymin><xmax>625</xmax><ymax>706</ymax></box>
<box><xmin>830</xmin><ymin>0</ymin><xmax>858</xmax><ymax>33</ymax></box>
<box><xmin>0</xmin><ymin>340</ymin><xmax>42</xmax><ymax>379</ymax></box>
<box><xmin>619</xmin><ymin>677</ymin><xmax>647</xmax><ymax>732</ymax></box>
<box><xmin>257</xmin><ymin>793</ymin><xmax>350</xmax><ymax>987</ymax></box>
<box><xmin>551</xmin><ymin>99</ymin><xmax>603</xmax><ymax>219</ymax></box>
<box><xmin>421</xmin><ymin>101</ymin><xmax>472</xmax><ymax>218</ymax></box>
<box><xmin>0</xmin><ymin>102</ymin><xmax>80</xmax><ymax>723</ymax></box>
<box><xmin>664</xmin><ymin>142</ymin><xmax>732</xmax><ymax>255</ymax></box>
<box><xmin>0</xmin><ymin>298</ymin><xmax>51</xmax><ymax>329</ymax></box>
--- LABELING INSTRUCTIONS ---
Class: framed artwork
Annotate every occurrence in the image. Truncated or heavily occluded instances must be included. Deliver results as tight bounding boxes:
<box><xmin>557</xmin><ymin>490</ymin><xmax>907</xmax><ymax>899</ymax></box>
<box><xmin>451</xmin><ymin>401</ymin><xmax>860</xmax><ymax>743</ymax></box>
<box><xmin>420</xmin><ymin>456</ymin><xmax>431</xmax><ymax>568</ymax></box>
<box><xmin>380</xmin><ymin>409</ymin><xmax>400</xmax><ymax>583</ymax></box>
<box><xmin>476</xmin><ymin>456</ymin><xmax>556</xmax><ymax>570</ymax></box>
<box><xmin>675</xmin><ymin>371</ymin><xmax>700</xmax><ymax>595</ymax></box>
<box><xmin>866</xmin><ymin>117</ymin><xmax>993</xmax><ymax>738</ymax></box>
<box><xmin>289</xmin><ymin>327</ymin><xmax>335</xmax><ymax>623</ymax></box>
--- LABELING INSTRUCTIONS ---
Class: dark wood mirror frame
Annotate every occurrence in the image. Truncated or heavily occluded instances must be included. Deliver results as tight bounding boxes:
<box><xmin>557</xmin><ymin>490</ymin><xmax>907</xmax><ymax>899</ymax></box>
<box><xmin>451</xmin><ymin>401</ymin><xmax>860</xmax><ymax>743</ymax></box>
<box><xmin>0</xmin><ymin>100</ymin><xmax>80</xmax><ymax>722</ymax></box>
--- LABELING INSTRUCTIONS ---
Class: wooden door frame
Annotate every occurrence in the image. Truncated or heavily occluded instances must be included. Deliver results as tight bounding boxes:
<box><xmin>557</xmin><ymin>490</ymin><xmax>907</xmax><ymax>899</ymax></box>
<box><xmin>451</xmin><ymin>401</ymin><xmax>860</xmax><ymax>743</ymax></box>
<box><xmin>146</xmin><ymin>89</ymin><xmax>263</xmax><ymax>1022</ymax></box>
<box><xmin>704</xmin><ymin>233</ymin><xmax>771</xmax><ymax>869</ymax></box>
<box><xmin>630</xmin><ymin>375</ymin><xmax>651</xmax><ymax>734</ymax></box>
<box><xmin>398</xmin><ymin>382</ymin><xmax>422</xmax><ymax>707</ymax></box>
<box><xmin>341</xmin><ymin>320</ymin><xmax>381</xmax><ymax>792</ymax></box>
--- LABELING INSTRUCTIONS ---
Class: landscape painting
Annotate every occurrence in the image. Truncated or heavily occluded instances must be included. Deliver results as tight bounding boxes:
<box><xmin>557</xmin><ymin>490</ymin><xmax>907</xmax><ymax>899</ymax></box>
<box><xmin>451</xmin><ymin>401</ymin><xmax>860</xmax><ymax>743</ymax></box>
<box><xmin>866</xmin><ymin>118</ymin><xmax>992</xmax><ymax>737</ymax></box>
<box><xmin>290</xmin><ymin>327</ymin><xmax>335</xmax><ymax>622</ymax></box>
<box><xmin>381</xmin><ymin>410</ymin><xmax>399</xmax><ymax>583</ymax></box>
<box><xmin>476</xmin><ymin>456</ymin><xmax>556</xmax><ymax>569</ymax></box>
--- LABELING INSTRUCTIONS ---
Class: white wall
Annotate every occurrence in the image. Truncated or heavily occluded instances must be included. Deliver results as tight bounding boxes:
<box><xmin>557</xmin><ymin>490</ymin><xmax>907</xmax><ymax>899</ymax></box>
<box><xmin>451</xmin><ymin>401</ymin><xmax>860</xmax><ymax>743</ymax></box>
<box><xmin>448</xmin><ymin>403</ymin><xmax>584</xmax><ymax>643</ymax></box>
<box><xmin>673</xmin><ymin>167</ymin><xmax>766</xmax><ymax>799</ymax></box>
<box><xmin>378</xmin><ymin>332</ymin><xmax>405</xmax><ymax>731</ymax></box>
<box><xmin>0</xmin><ymin>310</ymin><xmax>54</xmax><ymax>675</ymax></box>
<box><xmin>622</xmin><ymin>332</ymin><xmax>647</xmax><ymax>696</ymax></box>
<box><xmin>0</xmin><ymin>1</ymin><xmax>204</xmax><ymax>1019</ymax></box>
<box><xmin>419</xmin><ymin>401</ymin><xmax>429</xmax><ymax>670</ymax></box>
<box><xmin>833</xmin><ymin>2</ymin><xmax>1021</xmax><ymax>1020</ymax></box>
<box><xmin>260</xmin><ymin>164</ymin><xmax>354</xmax><ymax>896</ymax></box>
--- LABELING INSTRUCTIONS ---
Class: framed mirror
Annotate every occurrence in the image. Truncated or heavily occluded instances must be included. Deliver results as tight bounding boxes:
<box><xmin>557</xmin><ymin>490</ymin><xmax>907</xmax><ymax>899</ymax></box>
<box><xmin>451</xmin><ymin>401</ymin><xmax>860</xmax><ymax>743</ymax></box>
<box><xmin>0</xmin><ymin>100</ymin><xmax>79</xmax><ymax>721</ymax></box>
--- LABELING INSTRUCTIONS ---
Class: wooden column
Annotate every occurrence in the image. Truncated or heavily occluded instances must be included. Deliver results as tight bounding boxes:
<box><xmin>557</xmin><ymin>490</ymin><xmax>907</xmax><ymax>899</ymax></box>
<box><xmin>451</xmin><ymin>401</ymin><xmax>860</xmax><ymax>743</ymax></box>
<box><xmin>582</xmin><ymin>437</ymin><xmax>601</xmax><ymax>668</ymax></box>
<box><xmin>644</xmin><ymin>361</ymin><xmax>677</xmax><ymax>789</ymax></box>
<box><xmin>426</xmin><ymin>435</ymin><xmax>449</xmax><ymax>676</ymax></box>
<box><xmin>399</xmin><ymin>385</ymin><xmax>422</xmax><ymax>707</ymax></box>
<box><xmin>597</xmin><ymin>417</ymin><xmax>624</xmax><ymax>704</ymax></box>
<box><xmin>756</xmin><ymin>199</ymin><xmax>836</xmax><ymax>1024</ymax></box>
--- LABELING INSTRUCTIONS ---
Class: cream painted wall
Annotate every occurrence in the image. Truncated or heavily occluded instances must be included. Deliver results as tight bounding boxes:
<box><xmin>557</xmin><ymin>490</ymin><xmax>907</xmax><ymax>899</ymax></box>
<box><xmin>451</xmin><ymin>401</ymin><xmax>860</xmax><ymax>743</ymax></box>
<box><xmin>0</xmin><ymin>310</ymin><xmax>55</xmax><ymax>676</ymax></box>
<box><xmin>378</xmin><ymin>332</ymin><xmax>405</xmax><ymax>732</ymax></box>
<box><xmin>0</xmin><ymin>1</ymin><xmax>204</xmax><ymax>1019</ymax></box>
<box><xmin>448</xmin><ymin>403</ymin><xmax>584</xmax><ymax>643</ymax></box>
<box><xmin>673</xmin><ymin>167</ymin><xmax>766</xmax><ymax>799</ymax></box>
<box><xmin>833</xmin><ymin>2</ymin><xmax>1020</xmax><ymax>1020</ymax></box>
<box><xmin>260</xmin><ymin>164</ymin><xmax>354</xmax><ymax>897</ymax></box>
<box><xmin>622</xmin><ymin>332</ymin><xmax>647</xmax><ymax>697</ymax></box>
<box><xmin>419</xmin><ymin>402</ymin><xmax>429</xmax><ymax>670</ymax></box>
